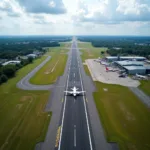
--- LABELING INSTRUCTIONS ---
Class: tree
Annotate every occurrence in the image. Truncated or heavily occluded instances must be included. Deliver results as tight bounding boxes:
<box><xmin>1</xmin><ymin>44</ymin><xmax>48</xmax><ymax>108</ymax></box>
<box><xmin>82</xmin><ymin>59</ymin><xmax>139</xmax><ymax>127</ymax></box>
<box><xmin>101</xmin><ymin>51</ymin><xmax>105</xmax><ymax>55</ymax></box>
<box><xmin>28</xmin><ymin>56</ymin><xmax>33</xmax><ymax>63</ymax></box>
<box><xmin>0</xmin><ymin>74</ymin><xmax>8</xmax><ymax>83</ymax></box>
<box><xmin>2</xmin><ymin>65</ymin><xmax>16</xmax><ymax>78</ymax></box>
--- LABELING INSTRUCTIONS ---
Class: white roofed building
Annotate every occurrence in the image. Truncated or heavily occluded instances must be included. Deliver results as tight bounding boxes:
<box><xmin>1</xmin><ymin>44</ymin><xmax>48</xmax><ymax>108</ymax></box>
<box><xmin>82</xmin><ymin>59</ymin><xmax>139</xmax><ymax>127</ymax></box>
<box><xmin>2</xmin><ymin>61</ymin><xmax>21</xmax><ymax>66</ymax></box>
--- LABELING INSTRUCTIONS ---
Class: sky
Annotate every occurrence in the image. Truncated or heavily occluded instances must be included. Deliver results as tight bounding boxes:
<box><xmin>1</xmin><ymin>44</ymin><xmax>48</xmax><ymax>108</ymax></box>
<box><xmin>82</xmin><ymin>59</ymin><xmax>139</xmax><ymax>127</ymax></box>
<box><xmin>0</xmin><ymin>0</ymin><xmax>150</xmax><ymax>36</ymax></box>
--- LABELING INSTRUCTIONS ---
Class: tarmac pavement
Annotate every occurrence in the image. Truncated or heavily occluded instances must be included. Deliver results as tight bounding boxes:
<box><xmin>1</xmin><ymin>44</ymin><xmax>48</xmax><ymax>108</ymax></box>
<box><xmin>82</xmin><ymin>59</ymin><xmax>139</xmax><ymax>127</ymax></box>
<box><xmin>17</xmin><ymin>56</ymin><xmax>53</xmax><ymax>90</ymax></box>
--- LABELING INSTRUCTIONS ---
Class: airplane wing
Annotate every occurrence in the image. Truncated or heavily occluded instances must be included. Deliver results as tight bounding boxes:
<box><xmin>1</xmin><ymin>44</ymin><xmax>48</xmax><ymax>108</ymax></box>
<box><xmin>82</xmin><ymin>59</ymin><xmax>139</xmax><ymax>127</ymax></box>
<box><xmin>76</xmin><ymin>91</ymin><xmax>86</xmax><ymax>94</ymax></box>
<box><xmin>64</xmin><ymin>91</ymin><xmax>73</xmax><ymax>94</ymax></box>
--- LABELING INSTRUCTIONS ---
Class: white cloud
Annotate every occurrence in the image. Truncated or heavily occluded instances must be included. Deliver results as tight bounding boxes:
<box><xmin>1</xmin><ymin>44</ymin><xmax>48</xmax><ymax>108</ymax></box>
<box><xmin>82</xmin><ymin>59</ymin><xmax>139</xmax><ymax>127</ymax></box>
<box><xmin>0</xmin><ymin>0</ymin><xmax>150</xmax><ymax>35</ymax></box>
<box><xmin>17</xmin><ymin>0</ymin><xmax>66</xmax><ymax>14</ymax></box>
<box><xmin>0</xmin><ymin>0</ymin><xmax>22</xmax><ymax>17</ymax></box>
<box><xmin>72</xmin><ymin>0</ymin><xmax>150</xmax><ymax>24</ymax></box>
<box><xmin>49</xmin><ymin>1</ymin><xmax>56</xmax><ymax>8</ymax></box>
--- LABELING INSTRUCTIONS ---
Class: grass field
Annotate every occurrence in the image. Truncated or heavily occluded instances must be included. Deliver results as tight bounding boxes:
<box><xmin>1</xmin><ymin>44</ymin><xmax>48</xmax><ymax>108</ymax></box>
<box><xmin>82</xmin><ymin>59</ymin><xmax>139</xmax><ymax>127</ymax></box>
<box><xmin>78</xmin><ymin>41</ymin><xmax>150</xmax><ymax>150</ymax></box>
<box><xmin>139</xmin><ymin>80</ymin><xmax>150</xmax><ymax>96</ymax></box>
<box><xmin>78</xmin><ymin>42</ymin><xmax>108</xmax><ymax>62</ymax></box>
<box><xmin>60</xmin><ymin>42</ymin><xmax>72</xmax><ymax>48</ymax></box>
<box><xmin>94</xmin><ymin>82</ymin><xmax>150</xmax><ymax>150</ymax></box>
<box><xmin>30</xmin><ymin>47</ymin><xmax>68</xmax><ymax>85</ymax></box>
<box><xmin>0</xmin><ymin>55</ymin><xmax>52</xmax><ymax>150</ymax></box>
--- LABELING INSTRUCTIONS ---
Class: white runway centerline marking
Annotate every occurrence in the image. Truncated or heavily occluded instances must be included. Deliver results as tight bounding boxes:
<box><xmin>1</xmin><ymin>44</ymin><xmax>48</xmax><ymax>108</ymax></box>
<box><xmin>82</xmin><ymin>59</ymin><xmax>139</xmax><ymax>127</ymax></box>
<box><xmin>74</xmin><ymin>73</ymin><xmax>75</xmax><ymax>78</ymax></box>
<box><xmin>74</xmin><ymin>126</ymin><xmax>76</xmax><ymax>147</ymax></box>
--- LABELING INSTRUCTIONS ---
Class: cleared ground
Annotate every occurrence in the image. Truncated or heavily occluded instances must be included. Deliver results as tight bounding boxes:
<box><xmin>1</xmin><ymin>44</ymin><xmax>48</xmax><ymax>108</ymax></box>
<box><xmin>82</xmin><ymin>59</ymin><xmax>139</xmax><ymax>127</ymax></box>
<box><xmin>0</xmin><ymin>56</ymin><xmax>51</xmax><ymax>150</ymax></box>
<box><xmin>78</xmin><ymin>41</ymin><xmax>150</xmax><ymax>150</ymax></box>
<box><xmin>78</xmin><ymin>42</ymin><xmax>108</xmax><ymax>62</ymax></box>
<box><xmin>30</xmin><ymin>47</ymin><xmax>68</xmax><ymax>85</ymax></box>
<box><xmin>86</xmin><ymin>59</ymin><xmax>140</xmax><ymax>87</ymax></box>
<box><xmin>140</xmin><ymin>80</ymin><xmax>150</xmax><ymax>96</ymax></box>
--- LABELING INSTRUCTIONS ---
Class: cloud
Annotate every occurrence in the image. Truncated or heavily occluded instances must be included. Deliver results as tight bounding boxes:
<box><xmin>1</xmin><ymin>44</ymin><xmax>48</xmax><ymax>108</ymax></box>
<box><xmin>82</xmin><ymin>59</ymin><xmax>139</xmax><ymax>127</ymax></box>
<box><xmin>17</xmin><ymin>0</ymin><xmax>66</xmax><ymax>14</ymax></box>
<box><xmin>72</xmin><ymin>0</ymin><xmax>150</xmax><ymax>24</ymax></box>
<box><xmin>0</xmin><ymin>0</ymin><xmax>21</xmax><ymax>17</ymax></box>
<box><xmin>32</xmin><ymin>15</ymin><xmax>54</xmax><ymax>24</ymax></box>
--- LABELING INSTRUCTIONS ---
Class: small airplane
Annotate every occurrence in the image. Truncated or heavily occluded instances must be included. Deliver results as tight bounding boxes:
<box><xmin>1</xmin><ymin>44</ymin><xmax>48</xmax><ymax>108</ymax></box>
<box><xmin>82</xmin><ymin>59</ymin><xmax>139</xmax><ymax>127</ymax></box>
<box><xmin>105</xmin><ymin>67</ymin><xmax>118</xmax><ymax>72</ymax></box>
<box><xmin>135</xmin><ymin>73</ymin><xmax>148</xmax><ymax>80</ymax></box>
<box><xmin>64</xmin><ymin>86</ymin><xmax>86</xmax><ymax>97</ymax></box>
<box><xmin>119</xmin><ymin>73</ymin><xmax>127</xmax><ymax>78</ymax></box>
<box><xmin>94</xmin><ymin>59</ymin><xmax>109</xmax><ymax>66</ymax></box>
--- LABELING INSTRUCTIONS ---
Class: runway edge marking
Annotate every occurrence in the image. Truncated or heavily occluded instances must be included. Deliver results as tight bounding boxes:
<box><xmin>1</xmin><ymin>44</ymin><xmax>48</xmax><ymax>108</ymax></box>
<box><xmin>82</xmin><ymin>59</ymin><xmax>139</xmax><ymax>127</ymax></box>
<box><xmin>77</xmin><ymin>47</ymin><xmax>93</xmax><ymax>150</ymax></box>
<box><xmin>58</xmin><ymin>44</ymin><xmax>72</xmax><ymax>150</ymax></box>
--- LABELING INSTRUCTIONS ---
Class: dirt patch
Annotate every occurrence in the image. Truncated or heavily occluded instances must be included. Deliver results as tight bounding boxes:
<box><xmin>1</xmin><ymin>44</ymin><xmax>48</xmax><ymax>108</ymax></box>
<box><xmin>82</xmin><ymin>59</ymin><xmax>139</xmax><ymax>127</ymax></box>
<box><xmin>44</xmin><ymin>60</ymin><xmax>59</xmax><ymax>75</ymax></box>
<box><xmin>20</xmin><ymin>96</ymin><xmax>33</xmax><ymax>102</ymax></box>
<box><xmin>119</xmin><ymin>102</ymin><xmax>135</xmax><ymax>121</ymax></box>
<box><xmin>127</xmin><ymin>143</ymin><xmax>138</xmax><ymax>150</ymax></box>
<box><xmin>87</xmin><ymin>49</ymin><xmax>93</xmax><ymax>57</ymax></box>
<box><xmin>44</xmin><ymin>71</ymin><xmax>50</xmax><ymax>74</ymax></box>
<box><xmin>103</xmin><ymin>88</ymin><xmax>108</xmax><ymax>92</ymax></box>
<box><xmin>16</xmin><ymin>104</ymin><xmax>23</xmax><ymax>110</ymax></box>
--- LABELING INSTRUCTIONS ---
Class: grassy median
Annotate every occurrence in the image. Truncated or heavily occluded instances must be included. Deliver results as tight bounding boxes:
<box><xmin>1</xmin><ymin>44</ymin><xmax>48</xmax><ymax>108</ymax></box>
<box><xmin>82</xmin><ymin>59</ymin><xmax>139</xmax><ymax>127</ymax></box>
<box><xmin>78</xmin><ymin>42</ymin><xmax>108</xmax><ymax>62</ymax></box>
<box><xmin>78</xmin><ymin>41</ymin><xmax>150</xmax><ymax>150</ymax></box>
<box><xmin>0</xmin><ymin>55</ymin><xmax>51</xmax><ymax>150</ymax></box>
<box><xmin>30</xmin><ymin>47</ymin><xmax>68</xmax><ymax>85</ymax></box>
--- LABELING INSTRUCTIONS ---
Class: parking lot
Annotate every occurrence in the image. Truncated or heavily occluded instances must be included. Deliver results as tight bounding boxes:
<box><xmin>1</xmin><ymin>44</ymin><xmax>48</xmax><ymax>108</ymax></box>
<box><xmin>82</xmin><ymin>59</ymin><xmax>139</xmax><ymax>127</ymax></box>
<box><xmin>85</xmin><ymin>59</ymin><xmax>140</xmax><ymax>87</ymax></box>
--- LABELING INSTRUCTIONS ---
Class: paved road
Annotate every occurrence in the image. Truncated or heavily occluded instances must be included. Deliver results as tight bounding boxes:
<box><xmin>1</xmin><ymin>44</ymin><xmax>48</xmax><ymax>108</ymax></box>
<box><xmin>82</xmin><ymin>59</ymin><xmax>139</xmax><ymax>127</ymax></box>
<box><xmin>17</xmin><ymin>56</ymin><xmax>53</xmax><ymax>90</ymax></box>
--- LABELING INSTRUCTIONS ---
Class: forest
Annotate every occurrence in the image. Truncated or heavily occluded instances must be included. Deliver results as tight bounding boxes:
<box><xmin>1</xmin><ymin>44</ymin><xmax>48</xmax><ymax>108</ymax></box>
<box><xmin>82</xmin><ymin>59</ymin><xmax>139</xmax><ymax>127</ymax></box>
<box><xmin>77</xmin><ymin>36</ymin><xmax>150</xmax><ymax>58</ymax></box>
<box><xmin>0</xmin><ymin>36</ymin><xmax>71</xmax><ymax>59</ymax></box>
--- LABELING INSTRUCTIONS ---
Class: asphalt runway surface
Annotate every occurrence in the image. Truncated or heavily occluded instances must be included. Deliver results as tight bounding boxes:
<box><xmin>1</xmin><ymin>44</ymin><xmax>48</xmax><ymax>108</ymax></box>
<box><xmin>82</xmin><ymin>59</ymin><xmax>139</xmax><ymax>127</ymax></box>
<box><xmin>56</xmin><ymin>39</ymin><xmax>95</xmax><ymax>150</ymax></box>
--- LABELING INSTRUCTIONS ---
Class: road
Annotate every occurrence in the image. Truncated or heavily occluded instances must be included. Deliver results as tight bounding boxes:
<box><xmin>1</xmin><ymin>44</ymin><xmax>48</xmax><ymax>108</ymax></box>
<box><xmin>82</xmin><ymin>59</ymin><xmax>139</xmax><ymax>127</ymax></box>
<box><xmin>17</xmin><ymin>56</ymin><xmax>53</xmax><ymax>90</ymax></box>
<box><xmin>56</xmin><ymin>38</ymin><xmax>94</xmax><ymax>150</ymax></box>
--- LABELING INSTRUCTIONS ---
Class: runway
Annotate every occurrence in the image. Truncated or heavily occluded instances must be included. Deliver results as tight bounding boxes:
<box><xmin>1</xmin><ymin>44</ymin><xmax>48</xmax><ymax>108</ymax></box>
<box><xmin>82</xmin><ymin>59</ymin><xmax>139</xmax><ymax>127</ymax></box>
<box><xmin>56</xmin><ymin>38</ymin><xmax>94</xmax><ymax>150</ymax></box>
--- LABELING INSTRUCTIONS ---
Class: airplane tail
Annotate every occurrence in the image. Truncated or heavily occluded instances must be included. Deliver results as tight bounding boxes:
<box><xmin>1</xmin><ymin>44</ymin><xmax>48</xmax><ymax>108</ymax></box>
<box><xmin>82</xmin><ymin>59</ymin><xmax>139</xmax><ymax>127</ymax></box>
<box><xmin>106</xmin><ymin>67</ymin><xmax>109</xmax><ymax>71</ymax></box>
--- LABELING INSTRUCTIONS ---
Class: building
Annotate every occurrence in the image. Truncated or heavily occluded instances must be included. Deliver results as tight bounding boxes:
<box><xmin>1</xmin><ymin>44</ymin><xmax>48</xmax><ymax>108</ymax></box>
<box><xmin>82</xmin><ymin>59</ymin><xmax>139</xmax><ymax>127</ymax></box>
<box><xmin>26</xmin><ymin>54</ymin><xmax>37</xmax><ymax>58</ymax></box>
<box><xmin>145</xmin><ymin>66</ymin><xmax>150</xmax><ymax>74</ymax></box>
<box><xmin>114</xmin><ymin>61</ymin><xmax>144</xmax><ymax>67</ymax></box>
<box><xmin>123</xmin><ymin>66</ymin><xmax>146</xmax><ymax>75</ymax></box>
<box><xmin>2</xmin><ymin>61</ymin><xmax>21</xmax><ymax>66</ymax></box>
<box><xmin>113</xmin><ymin>60</ymin><xmax>150</xmax><ymax>75</ymax></box>
<box><xmin>106</xmin><ymin>56</ymin><xmax>146</xmax><ymax>62</ymax></box>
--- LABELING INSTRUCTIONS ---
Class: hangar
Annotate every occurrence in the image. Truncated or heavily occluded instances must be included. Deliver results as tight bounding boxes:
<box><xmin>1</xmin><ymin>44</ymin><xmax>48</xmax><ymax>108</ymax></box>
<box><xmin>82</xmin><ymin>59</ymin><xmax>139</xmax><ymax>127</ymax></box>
<box><xmin>124</xmin><ymin>66</ymin><xmax>146</xmax><ymax>75</ymax></box>
<box><xmin>106</xmin><ymin>56</ymin><xmax>146</xmax><ymax>62</ymax></box>
<box><xmin>114</xmin><ymin>60</ymin><xmax>148</xmax><ymax>75</ymax></box>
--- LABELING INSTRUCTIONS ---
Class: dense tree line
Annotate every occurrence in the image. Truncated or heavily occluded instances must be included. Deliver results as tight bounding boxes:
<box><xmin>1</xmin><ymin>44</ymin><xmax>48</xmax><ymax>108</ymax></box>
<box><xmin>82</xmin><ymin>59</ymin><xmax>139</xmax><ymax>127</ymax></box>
<box><xmin>78</xmin><ymin>36</ymin><xmax>150</xmax><ymax>58</ymax></box>
<box><xmin>0</xmin><ymin>36</ymin><xmax>72</xmax><ymax>59</ymax></box>
<box><xmin>0</xmin><ymin>41</ymin><xmax>59</xmax><ymax>59</ymax></box>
